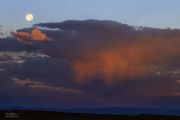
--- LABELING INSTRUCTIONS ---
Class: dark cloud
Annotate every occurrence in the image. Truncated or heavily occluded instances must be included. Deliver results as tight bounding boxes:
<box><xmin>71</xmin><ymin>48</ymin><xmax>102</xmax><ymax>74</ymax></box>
<box><xmin>0</xmin><ymin>20</ymin><xmax>180</xmax><ymax>109</ymax></box>
<box><xmin>0</xmin><ymin>37</ymin><xmax>39</xmax><ymax>51</ymax></box>
<box><xmin>35</xmin><ymin>20</ymin><xmax>180</xmax><ymax>84</ymax></box>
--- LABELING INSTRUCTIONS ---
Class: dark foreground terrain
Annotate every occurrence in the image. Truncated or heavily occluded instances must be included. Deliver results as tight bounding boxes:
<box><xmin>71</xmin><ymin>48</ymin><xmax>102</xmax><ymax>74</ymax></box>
<box><xmin>0</xmin><ymin>110</ymin><xmax>180</xmax><ymax>120</ymax></box>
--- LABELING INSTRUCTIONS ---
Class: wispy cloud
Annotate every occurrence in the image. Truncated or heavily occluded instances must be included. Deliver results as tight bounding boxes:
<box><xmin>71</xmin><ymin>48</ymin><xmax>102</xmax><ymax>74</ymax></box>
<box><xmin>0</xmin><ymin>25</ymin><xmax>11</xmax><ymax>38</ymax></box>
<box><xmin>0</xmin><ymin>51</ymin><xmax>49</xmax><ymax>64</ymax></box>
<box><xmin>12</xmin><ymin>78</ymin><xmax>83</xmax><ymax>94</ymax></box>
<box><xmin>0</xmin><ymin>68</ymin><xmax>5</xmax><ymax>72</ymax></box>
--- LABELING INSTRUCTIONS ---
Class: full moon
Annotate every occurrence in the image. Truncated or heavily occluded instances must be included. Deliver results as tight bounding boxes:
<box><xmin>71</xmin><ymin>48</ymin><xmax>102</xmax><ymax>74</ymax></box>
<box><xmin>26</xmin><ymin>14</ymin><xmax>34</xmax><ymax>22</ymax></box>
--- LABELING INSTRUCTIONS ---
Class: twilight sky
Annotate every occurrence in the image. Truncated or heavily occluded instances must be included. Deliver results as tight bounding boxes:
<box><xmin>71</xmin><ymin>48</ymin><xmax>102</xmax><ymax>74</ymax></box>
<box><xmin>0</xmin><ymin>0</ymin><xmax>180</xmax><ymax>110</ymax></box>
<box><xmin>1</xmin><ymin>0</ymin><xmax>180</xmax><ymax>30</ymax></box>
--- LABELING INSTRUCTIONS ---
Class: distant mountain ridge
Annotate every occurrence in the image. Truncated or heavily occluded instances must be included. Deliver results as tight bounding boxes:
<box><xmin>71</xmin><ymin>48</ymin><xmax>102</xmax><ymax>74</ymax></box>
<box><xmin>1</xmin><ymin>106</ymin><xmax>180</xmax><ymax>116</ymax></box>
<box><xmin>1</xmin><ymin>110</ymin><xmax>180</xmax><ymax>120</ymax></box>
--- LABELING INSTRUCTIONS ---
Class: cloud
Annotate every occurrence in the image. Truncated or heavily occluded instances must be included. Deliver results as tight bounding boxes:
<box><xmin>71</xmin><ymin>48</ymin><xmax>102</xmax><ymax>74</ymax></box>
<box><xmin>0</xmin><ymin>32</ymin><xmax>3</xmax><ymax>37</ymax></box>
<box><xmin>1</xmin><ymin>20</ymin><xmax>180</xmax><ymax>108</ymax></box>
<box><xmin>0</xmin><ymin>25</ymin><xmax>11</xmax><ymax>38</ymax></box>
<box><xmin>35</xmin><ymin>26</ymin><xmax>61</xmax><ymax>31</ymax></box>
<box><xmin>177</xmin><ymin>80</ymin><xmax>180</xmax><ymax>84</ymax></box>
<box><xmin>168</xmin><ymin>92</ymin><xmax>180</xmax><ymax>96</ymax></box>
<box><xmin>0</xmin><ymin>68</ymin><xmax>5</xmax><ymax>72</ymax></box>
<box><xmin>12</xmin><ymin>78</ymin><xmax>83</xmax><ymax>94</ymax></box>
<box><xmin>0</xmin><ymin>51</ymin><xmax>49</xmax><ymax>65</ymax></box>
<box><xmin>12</xmin><ymin>28</ymin><xmax>52</xmax><ymax>44</ymax></box>
<box><xmin>31</xmin><ymin>20</ymin><xmax>180</xmax><ymax>84</ymax></box>
<box><xmin>72</xmin><ymin>38</ymin><xmax>180</xmax><ymax>84</ymax></box>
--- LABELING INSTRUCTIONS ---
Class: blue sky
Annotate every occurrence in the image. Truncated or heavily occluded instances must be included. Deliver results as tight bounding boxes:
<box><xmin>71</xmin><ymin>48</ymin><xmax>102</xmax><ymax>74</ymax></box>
<box><xmin>0</xmin><ymin>0</ymin><xmax>180</xmax><ymax>30</ymax></box>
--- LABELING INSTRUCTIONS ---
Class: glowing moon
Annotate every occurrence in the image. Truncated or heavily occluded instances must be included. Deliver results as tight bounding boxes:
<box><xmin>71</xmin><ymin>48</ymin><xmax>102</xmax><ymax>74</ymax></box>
<box><xmin>26</xmin><ymin>14</ymin><xmax>34</xmax><ymax>22</ymax></box>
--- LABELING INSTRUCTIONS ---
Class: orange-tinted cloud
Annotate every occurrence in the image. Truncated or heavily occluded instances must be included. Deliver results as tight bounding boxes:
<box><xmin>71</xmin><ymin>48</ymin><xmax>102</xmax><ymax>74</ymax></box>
<box><xmin>31</xmin><ymin>28</ymin><xmax>49</xmax><ymax>41</ymax></box>
<box><xmin>12</xmin><ymin>32</ymin><xmax>31</xmax><ymax>40</ymax></box>
<box><xmin>73</xmin><ymin>47</ymin><xmax>146</xmax><ymax>84</ymax></box>
<box><xmin>12</xmin><ymin>28</ymin><xmax>51</xmax><ymax>43</ymax></box>
<box><xmin>72</xmin><ymin>37</ymin><xmax>180</xmax><ymax>84</ymax></box>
